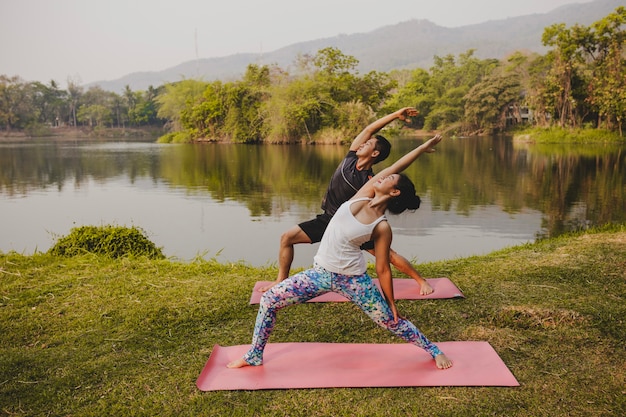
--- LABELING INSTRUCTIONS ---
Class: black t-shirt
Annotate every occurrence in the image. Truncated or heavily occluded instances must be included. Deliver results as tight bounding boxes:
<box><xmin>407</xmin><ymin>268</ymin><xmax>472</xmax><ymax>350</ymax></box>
<box><xmin>321</xmin><ymin>151</ymin><xmax>374</xmax><ymax>216</ymax></box>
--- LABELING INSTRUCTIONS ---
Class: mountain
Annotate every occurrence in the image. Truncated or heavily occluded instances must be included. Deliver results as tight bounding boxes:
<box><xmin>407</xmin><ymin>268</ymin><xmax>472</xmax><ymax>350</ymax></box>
<box><xmin>90</xmin><ymin>0</ymin><xmax>621</xmax><ymax>92</ymax></box>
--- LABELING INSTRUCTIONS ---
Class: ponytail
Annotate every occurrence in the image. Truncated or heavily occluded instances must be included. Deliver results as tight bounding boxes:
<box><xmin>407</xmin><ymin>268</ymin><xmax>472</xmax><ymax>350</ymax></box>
<box><xmin>387</xmin><ymin>174</ymin><xmax>421</xmax><ymax>214</ymax></box>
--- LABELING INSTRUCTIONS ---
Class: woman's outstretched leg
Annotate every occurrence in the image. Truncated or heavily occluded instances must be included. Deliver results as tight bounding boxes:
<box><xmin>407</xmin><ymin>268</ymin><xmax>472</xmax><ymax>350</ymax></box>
<box><xmin>333</xmin><ymin>272</ymin><xmax>452</xmax><ymax>369</ymax></box>
<box><xmin>227</xmin><ymin>266</ymin><xmax>332</xmax><ymax>368</ymax></box>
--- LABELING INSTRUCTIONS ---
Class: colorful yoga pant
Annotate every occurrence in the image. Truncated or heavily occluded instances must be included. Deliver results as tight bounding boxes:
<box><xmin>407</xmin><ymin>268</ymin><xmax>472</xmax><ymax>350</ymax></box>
<box><xmin>242</xmin><ymin>263</ymin><xmax>442</xmax><ymax>365</ymax></box>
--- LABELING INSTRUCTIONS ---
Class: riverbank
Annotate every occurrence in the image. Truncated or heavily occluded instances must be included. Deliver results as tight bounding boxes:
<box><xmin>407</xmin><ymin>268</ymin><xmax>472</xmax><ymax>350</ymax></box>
<box><xmin>1</xmin><ymin>224</ymin><xmax>624</xmax><ymax>416</ymax></box>
<box><xmin>0</xmin><ymin>126</ymin><xmax>164</xmax><ymax>142</ymax></box>
<box><xmin>2</xmin><ymin>126</ymin><xmax>440</xmax><ymax>146</ymax></box>
<box><xmin>5</xmin><ymin>125</ymin><xmax>624</xmax><ymax>145</ymax></box>
<box><xmin>513</xmin><ymin>126</ymin><xmax>625</xmax><ymax>143</ymax></box>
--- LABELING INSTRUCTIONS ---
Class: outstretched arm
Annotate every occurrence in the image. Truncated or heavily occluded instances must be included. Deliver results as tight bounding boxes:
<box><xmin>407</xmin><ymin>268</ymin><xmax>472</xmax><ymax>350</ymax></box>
<box><xmin>379</xmin><ymin>134</ymin><xmax>442</xmax><ymax>177</ymax></box>
<box><xmin>354</xmin><ymin>134</ymin><xmax>443</xmax><ymax>199</ymax></box>
<box><xmin>349</xmin><ymin>107</ymin><xmax>419</xmax><ymax>151</ymax></box>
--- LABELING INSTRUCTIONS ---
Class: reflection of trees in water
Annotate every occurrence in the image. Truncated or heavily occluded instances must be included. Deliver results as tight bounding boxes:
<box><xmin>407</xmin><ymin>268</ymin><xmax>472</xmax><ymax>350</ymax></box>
<box><xmin>514</xmin><ymin>142</ymin><xmax>625</xmax><ymax>237</ymax></box>
<box><xmin>397</xmin><ymin>137</ymin><xmax>625</xmax><ymax>237</ymax></box>
<box><xmin>0</xmin><ymin>142</ymin><xmax>161</xmax><ymax>196</ymax></box>
<box><xmin>1</xmin><ymin>138</ymin><xmax>624</xmax><ymax>237</ymax></box>
<box><xmin>159</xmin><ymin>143</ymin><xmax>345</xmax><ymax>217</ymax></box>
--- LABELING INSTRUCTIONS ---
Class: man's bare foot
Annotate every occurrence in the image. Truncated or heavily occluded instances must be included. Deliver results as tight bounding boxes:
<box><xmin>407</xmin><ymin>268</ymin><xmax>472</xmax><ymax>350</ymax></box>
<box><xmin>419</xmin><ymin>281</ymin><xmax>434</xmax><ymax>296</ymax></box>
<box><xmin>226</xmin><ymin>358</ymin><xmax>252</xmax><ymax>368</ymax></box>
<box><xmin>434</xmin><ymin>353</ymin><xmax>453</xmax><ymax>369</ymax></box>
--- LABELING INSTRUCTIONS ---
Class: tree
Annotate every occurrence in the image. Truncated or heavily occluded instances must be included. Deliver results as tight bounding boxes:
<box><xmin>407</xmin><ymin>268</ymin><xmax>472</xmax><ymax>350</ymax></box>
<box><xmin>525</xmin><ymin>53</ymin><xmax>557</xmax><ymax>127</ymax></box>
<box><xmin>585</xmin><ymin>6</ymin><xmax>626</xmax><ymax>135</ymax></box>
<box><xmin>128</xmin><ymin>86</ymin><xmax>163</xmax><ymax>126</ymax></box>
<box><xmin>263</xmin><ymin>49</ymin><xmax>380</xmax><ymax>143</ymax></box>
<box><xmin>464</xmin><ymin>70</ymin><xmax>522</xmax><ymax>133</ymax></box>
<box><xmin>352</xmin><ymin>70</ymin><xmax>396</xmax><ymax>110</ymax></box>
<box><xmin>310</xmin><ymin>47</ymin><xmax>361</xmax><ymax>123</ymax></box>
<box><xmin>178</xmin><ymin>65</ymin><xmax>270</xmax><ymax>142</ymax></box>
<box><xmin>312</xmin><ymin>47</ymin><xmax>359</xmax><ymax>77</ymax></box>
<box><xmin>156</xmin><ymin>79</ymin><xmax>208</xmax><ymax>132</ymax></box>
<box><xmin>423</xmin><ymin>50</ymin><xmax>499</xmax><ymax>130</ymax></box>
<box><xmin>31</xmin><ymin>80</ymin><xmax>67</xmax><ymax>126</ymax></box>
<box><xmin>0</xmin><ymin>75</ymin><xmax>33</xmax><ymax>131</ymax></box>
<box><xmin>77</xmin><ymin>104</ymin><xmax>112</xmax><ymax>127</ymax></box>
<box><xmin>262</xmin><ymin>74</ymin><xmax>322</xmax><ymax>143</ymax></box>
<box><xmin>541</xmin><ymin>23</ymin><xmax>588</xmax><ymax>127</ymax></box>
<box><xmin>220</xmin><ymin>65</ymin><xmax>270</xmax><ymax>142</ymax></box>
<box><xmin>382</xmin><ymin>68</ymin><xmax>431</xmax><ymax>128</ymax></box>
<box><xmin>180</xmin><ymin>81</ymin><xmax>229</xmax><ymax>140</ymax></box>
<box><xmin>66</xmin><ymin>76</ymin><xmax>83</xmax><ymax>127</ymax></box>
<box><xmin>110</xmin><ymin>94</ymin><xmax>127</xmax><ymax>128</ymax></box>
<box><xmin>78</xmin><ymin>86</ymin><xmax>115</xmax><ymax>127</ymax></box>
<box><xmin>537</xmin><ymin>7</ymin><xmax>625</xmax><ymax>132</ymax></box>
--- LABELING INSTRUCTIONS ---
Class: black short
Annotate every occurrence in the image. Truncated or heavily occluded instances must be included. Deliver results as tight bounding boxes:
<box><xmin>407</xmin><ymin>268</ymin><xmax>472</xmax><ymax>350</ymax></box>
<box><xmin>299</xmin><ymin>214</ymin><xmax>332</xmax><ymax>244</ymax></box>
<box><xmin>299</xmin><ymin>213</ymin><xmax>375</xmax><ymax>250</ymax></box>
<box><xmin>360</xmin><ymin>240</ymin><xmax>375</xmax><ymax>251</ymax></box>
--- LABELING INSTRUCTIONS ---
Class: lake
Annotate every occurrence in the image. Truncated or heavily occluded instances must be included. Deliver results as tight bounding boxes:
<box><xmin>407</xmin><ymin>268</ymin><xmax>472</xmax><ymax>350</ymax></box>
<box><xmin>1</xmin><ymin>135</ymin><xmax>624</xmax><ymax>269</ymax></box>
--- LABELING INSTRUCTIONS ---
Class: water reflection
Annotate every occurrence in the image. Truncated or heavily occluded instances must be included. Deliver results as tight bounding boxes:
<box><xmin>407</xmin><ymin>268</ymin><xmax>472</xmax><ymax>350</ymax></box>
<box><xmin>0</xmin><ymin>136</ymin><xmax>624</xmax><ymax>266</ymax></box>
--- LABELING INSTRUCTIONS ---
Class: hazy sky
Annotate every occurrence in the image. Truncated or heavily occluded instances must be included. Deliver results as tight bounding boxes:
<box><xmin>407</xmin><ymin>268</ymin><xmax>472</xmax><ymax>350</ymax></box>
<box><xmin>1</xmin><ymin>0</ymin><xmax>593</xmax><ymax>86</ymax></box>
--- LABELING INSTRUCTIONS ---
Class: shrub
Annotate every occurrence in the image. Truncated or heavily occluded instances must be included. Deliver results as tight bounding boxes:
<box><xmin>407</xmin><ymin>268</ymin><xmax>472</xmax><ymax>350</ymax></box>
<box><xmin>48</xmin><ymin>225</ymin><xmax>165</xmax><ymax>259</ymax></box>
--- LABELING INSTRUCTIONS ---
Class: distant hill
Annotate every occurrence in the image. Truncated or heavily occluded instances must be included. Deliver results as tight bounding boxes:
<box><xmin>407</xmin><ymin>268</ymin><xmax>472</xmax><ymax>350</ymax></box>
<box><xmin>90</xmin><ymin>0</ymin><xmax>621</xmax><ymax>92</ymax></box>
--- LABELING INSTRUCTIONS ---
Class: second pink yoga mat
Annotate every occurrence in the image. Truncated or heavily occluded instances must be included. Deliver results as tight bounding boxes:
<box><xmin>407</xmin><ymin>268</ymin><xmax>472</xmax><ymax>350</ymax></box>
<box><xmin>249</xmin><ymin>277</ymin><xmax>464</xmax><ymax>304</ymax></box>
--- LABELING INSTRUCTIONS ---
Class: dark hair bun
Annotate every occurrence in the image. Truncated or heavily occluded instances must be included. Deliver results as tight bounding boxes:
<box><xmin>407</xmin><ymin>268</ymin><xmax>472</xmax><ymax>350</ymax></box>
<box><xmin>388</xmin><ymin>193</ymin><xmax>421</xmax><ymax>214</ymax></box>
<box><xmin>407</xmin><ymin>194</ymin><xmax>421</xmax><ymax>210</ymax></box>
<box><xmin>387</xmin><ymin>174</ymin><xmax>421</xmax><ymax>214</ymax></box>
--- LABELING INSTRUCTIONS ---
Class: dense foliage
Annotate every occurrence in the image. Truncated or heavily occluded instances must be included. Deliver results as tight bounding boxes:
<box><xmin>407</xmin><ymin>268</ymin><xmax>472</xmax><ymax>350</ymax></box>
<box><xmin>48</xmin><ymin>225</ymin><xmax>165</xmax><ymax>259</ymax></box>
<box><xmin>1</xmin><ymin>7</ymin><xmax>624</xmax><ymax>139</ymax></box>
<box><xmin>0</xmin><ymin>77</ymin><xmax>166</xmax><ymax>135</ymax></box>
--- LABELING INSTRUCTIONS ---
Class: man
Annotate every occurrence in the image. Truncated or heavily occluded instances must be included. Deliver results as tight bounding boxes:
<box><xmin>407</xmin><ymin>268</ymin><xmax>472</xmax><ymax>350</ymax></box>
<box><xmin>260</xmin><ymin>107</ymin><xmax>434</xmax><ymax>295</ymax></box>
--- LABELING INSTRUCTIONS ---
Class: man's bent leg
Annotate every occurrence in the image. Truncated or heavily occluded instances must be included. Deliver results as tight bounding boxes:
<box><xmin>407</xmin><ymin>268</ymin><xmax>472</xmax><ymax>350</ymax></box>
<box><xmin>257</xmin><ymin>225</ymin><xmax>312</xmax><ymax>292</ymax></box>
<box><xmin>388</xmin><ymin>249</ymin><xmax>433</xmax><ymax>295</ymax></box>
<box><xmin>365</xmin><ymin>247</ymin><xmax>434</xmax><ymax>296</ymax></box>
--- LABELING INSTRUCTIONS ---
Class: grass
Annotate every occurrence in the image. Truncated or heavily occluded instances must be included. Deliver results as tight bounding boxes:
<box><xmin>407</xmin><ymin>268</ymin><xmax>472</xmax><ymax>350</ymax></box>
<box><xmin>1</xmin><ymin>225</ymin><xmax>625</xmax><ymax>416</ymax></box>
<box><xmin>513</xmin><ymin>126</ymin><xmax>625</xmax><ymax>144</ymax></box>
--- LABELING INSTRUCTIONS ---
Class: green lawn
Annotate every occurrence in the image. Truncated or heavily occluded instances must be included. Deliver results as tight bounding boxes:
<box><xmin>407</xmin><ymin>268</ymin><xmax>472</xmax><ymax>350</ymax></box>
<box><xmin>1</xmin><ymin>225</ymin><xmax>625</xmax><ymax>416</ymax></box>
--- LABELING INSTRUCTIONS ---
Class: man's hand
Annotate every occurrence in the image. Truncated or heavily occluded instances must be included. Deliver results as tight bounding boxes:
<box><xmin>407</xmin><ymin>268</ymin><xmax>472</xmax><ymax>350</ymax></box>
<box><xmin>397</xmin><ymin>107</ymin><xmax>419</xmax><ymax>122</ymax></box>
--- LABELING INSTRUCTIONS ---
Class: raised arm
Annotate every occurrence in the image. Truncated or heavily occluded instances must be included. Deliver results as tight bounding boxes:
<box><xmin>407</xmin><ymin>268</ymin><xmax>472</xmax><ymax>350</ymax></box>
<box><xmin>349</xmin><ymin>107</ymin><xmax>419</xmax><ymax>151</ymax></box>
<box><xmin>354</xmin><ymin>134</ymin><xmax>443</xmax><ymax>199</ymax></box>
<box><xmin>379</xmin><ymin>134</ymin><xmax>442</xmax><ymax>177</ymax></box>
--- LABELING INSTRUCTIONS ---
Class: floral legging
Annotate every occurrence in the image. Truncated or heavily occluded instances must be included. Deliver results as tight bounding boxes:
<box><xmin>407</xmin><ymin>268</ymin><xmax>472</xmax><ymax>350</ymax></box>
<box><xmin>241</xmin><ymin>263</ymin><xmax>443</xmax><ymax>365</ymax></box>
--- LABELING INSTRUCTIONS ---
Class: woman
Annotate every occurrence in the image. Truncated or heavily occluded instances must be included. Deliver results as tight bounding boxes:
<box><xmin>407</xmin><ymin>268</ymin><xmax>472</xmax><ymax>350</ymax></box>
<box><xmin>228</xmin><ymin>134</ymin><xmax>452</xmax><ymax>370</ymax></box>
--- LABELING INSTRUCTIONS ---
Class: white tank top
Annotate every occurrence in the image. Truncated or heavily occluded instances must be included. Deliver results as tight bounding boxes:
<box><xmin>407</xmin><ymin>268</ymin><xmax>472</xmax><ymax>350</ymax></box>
<box><xmin>314</xmin><ymin>197</ymin><xmax>387</xmax><ymax>275</ymax></box>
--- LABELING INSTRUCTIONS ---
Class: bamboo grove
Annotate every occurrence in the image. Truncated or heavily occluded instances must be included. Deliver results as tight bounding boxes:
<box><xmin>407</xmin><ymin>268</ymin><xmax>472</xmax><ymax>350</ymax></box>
<box><xmin>1</xmin><ymin>7</ymin><xmax>624</xmax><ymax>140</ymax></box>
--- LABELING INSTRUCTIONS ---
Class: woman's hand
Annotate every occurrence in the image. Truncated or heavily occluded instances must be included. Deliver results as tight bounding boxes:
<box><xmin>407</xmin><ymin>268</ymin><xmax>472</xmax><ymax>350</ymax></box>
<box><xmin>421</xmin><ymin>134</ymin><xmax>442</xmax><ymax>153</ymax></box>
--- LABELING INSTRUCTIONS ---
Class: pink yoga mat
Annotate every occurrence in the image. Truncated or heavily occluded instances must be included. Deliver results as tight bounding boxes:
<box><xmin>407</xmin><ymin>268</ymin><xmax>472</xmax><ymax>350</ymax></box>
<box><xmin>196</xmin><ymin>341</ymin><xmax>519</xmax><ymax>391</ymax></box>
<box><xmin>249</xmin><ymin>277</ymin><xmax>464</xmax><ymax>304</ymax></box>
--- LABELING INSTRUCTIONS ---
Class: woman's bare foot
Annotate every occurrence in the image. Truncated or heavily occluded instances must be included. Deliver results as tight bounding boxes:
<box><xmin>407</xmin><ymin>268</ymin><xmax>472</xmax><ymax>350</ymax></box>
<box><xmin>226</xmin><ymin>358</ymin><xmax>252</xmax><ymax>368</ymax></box>
<box><xmin>419</xmin><ymin>281</ymin><xmax>434</xmax><ymax>296</ymax></box>
<box><xmin>434</xmin><ymin>353</ymin><xmax>453</xmax><ymax>369</ymax></box>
